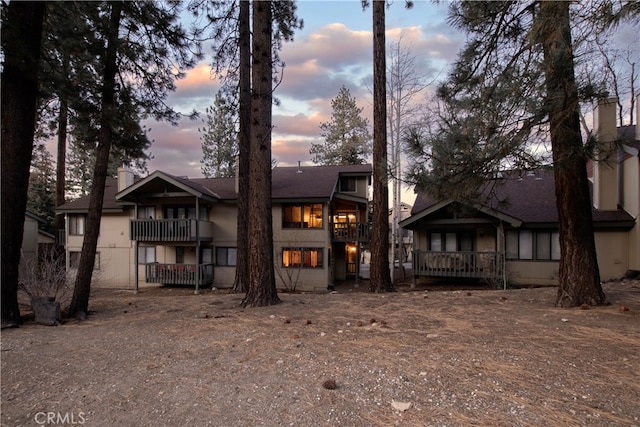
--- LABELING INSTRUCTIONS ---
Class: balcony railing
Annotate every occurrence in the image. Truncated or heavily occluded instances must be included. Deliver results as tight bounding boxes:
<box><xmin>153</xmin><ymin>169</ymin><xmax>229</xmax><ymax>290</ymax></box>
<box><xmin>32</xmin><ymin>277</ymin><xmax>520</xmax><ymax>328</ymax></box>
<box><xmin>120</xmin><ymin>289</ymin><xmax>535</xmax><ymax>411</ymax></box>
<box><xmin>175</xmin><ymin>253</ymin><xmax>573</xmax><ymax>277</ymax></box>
<box><xmin>131</xmin><ymin>219</ymin><xmax>213</xmax><ymax>242</ymax></box>
<box><xmin>412</xmin><ymin>250</ymin><xmax>504</xmax><ymax>281</ymax></box>
<box><xmin>332</xmin><ymin>222</ymin><xmax>370</xmax><ymax>242</ymax></box>
<box><xmin>144</xmin><ymin>263</ymin><xmax>214</xmax><ymax>287</ymax></box>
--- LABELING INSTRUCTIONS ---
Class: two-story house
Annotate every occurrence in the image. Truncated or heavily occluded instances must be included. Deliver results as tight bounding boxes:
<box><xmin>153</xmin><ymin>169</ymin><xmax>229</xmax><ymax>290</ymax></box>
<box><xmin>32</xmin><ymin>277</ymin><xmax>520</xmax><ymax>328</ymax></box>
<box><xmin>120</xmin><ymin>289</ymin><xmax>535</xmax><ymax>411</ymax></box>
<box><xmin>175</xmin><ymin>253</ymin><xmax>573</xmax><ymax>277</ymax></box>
<box><xmin>400</xmin><ymin>97</ymin><xmax>639</xmax><ymax>287</ymax></box>
<box><xmin>57</xmin><ymin>164</ymin><xmax>372</xmax><ymax>293</ymax></box>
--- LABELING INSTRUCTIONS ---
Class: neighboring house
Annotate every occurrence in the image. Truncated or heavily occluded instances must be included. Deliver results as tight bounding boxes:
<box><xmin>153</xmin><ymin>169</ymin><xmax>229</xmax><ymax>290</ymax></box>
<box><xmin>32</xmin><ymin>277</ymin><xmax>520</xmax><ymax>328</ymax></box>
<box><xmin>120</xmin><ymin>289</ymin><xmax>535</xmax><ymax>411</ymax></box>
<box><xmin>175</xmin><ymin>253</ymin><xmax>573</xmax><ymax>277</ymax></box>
<box><xmin>400</xmin><ymin>97</ymin><xmax>639</xmax><ymax>287</ymax></box>
<box><xmin>22</xmin><ymin>210</ymin><xmax>55</xmax><ymax>264</ymax></box>
<box><xmin>57</xmin><ymin>164</ymin><xmax>372</xmax><ymax>292</ymax></box>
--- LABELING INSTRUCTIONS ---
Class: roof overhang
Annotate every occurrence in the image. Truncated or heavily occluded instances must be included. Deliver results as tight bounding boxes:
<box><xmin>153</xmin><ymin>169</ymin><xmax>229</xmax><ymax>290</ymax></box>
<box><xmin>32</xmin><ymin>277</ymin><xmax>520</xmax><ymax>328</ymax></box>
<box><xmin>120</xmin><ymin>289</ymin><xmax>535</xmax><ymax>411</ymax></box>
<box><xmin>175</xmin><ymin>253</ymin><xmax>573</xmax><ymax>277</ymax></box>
<box><xmin>116</xmin><ymin>171</ymin><xmax>219</xmax><ymax>203</ymax></box>
<box><xmin>399</xmin><ymin>200</ymin><xmax>522</xmax><ymax>230</ymax></box>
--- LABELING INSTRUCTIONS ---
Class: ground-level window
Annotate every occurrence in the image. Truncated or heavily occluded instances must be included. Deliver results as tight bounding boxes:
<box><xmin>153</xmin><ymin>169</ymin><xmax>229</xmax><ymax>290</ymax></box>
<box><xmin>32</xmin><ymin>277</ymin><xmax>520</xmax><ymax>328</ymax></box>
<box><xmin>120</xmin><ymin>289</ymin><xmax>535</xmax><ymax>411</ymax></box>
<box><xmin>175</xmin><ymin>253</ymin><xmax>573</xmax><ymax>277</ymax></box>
<box><xmin>69</xmin><ymin>251</ymin><xmax>100</xmax><ymax>269</ymax></box>
<box><xmin>428</xmin><ymin>231</ymin><xmax>473</xmax><ymax>252</ymax></box>
<box><xmin>282</xmin><ymin>204</ymin><xmax>323</xmax><ymax>229</ymax></box>
<box><xmin>506</xmin><ymin>230</ymin><xmax>560</xmax><ymax>261</ymax></box>
<box><xmin>138</xmin><ymin>246</ymin><xmax>156</xmax><ymax>264</ymax></box>
<box><xmin>282</xmin><ymin>248</ymin><xmax>323</xmax><ymax>268</ymax></box>
<box><xmin>69</xmin><ymin>215</ymin><xmax>86</xmax><ymax>235</ymax></box>
<box><xmin>216</xmin><ymin>247</ymin><xmax>237</xmax><ymax>266</ymax></box>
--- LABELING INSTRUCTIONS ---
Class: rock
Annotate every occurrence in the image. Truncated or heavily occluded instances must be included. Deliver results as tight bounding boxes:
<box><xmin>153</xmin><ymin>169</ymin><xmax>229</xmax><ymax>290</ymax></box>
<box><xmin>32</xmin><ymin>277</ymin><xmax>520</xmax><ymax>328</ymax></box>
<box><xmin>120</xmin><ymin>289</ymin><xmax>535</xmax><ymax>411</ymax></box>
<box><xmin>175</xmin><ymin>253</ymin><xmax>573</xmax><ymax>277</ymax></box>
<box><xmin>391</xmin><ymin>400</ymin><xmax>411</xmax><ymax>411</ymax></box>
<box><xmin>32</xmin><ymin>297</ymin><xmax>60</xmax><ymax>326</ymax></box>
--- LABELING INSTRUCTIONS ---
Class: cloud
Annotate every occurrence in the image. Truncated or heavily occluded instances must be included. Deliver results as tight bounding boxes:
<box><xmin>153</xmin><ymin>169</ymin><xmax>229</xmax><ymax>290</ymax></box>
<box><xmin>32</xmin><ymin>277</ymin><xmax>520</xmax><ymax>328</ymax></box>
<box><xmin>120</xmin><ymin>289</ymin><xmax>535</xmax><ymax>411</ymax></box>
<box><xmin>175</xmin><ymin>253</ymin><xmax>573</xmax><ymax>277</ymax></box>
<box><xmin>144</xmin><ymin>10</ymin><xmax>463</xmax><ymax>179</ymax></box>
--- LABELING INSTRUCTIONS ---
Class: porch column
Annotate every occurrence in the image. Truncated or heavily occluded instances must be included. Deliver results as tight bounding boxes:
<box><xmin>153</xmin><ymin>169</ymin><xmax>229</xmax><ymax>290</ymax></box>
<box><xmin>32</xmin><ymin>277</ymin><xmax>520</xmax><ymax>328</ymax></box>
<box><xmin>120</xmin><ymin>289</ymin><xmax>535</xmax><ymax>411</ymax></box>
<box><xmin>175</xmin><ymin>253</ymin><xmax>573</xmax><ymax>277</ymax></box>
<box><xmin>134</xmin><ymin>240</ymin><xmax>139</xmax><ymax>294</ymax></box>
<box><xmin>195</xmin><ymin>198</ymin><xmax>200</xmax><ymax>294</ymax></box>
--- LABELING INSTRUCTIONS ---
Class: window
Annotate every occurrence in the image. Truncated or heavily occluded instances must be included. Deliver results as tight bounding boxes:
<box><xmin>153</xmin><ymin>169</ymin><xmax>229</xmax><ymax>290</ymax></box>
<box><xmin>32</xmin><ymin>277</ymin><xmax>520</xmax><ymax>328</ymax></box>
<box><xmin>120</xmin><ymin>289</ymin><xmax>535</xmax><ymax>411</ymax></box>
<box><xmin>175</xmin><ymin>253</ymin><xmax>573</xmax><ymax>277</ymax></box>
<box><xmin>175</xmin><ymin>246</ymin><xmax>185</xmax><ymax>264</ymax></box>
<box><xmin>69</xmin><ymin>215</ymin><xmax>86</xmax><ymax>235</ymax></box>
<box><xmin>138</xmin><ymin>246</ymin><xmax>156</xmax><ymax>264</ymax></box>
<box><xmin>339</xmin><ymin>177</ymin><xmax>356</xmax><ymax>192</ymax></box>
<box><xmin>137</xmin><ymin>206</ymin><xmax>155</xmax><ymax>219</ymax></box>
<box><xmin>506</xmin><ymin>230</ymin><xmax>560</xmax><ymax>261</ymax></box>
<box><xmin>282</xmin><ymin>248</ymin><xmax>323</xmax><ymax>268</ymax></box>
<box><xmin>282</xmin><ymin>204</ymin><xmax>323</xmax><ymax>229</ymax></box>
<box><xmin>69</xmin><ymin>251</ymin><xmax>100</xmax><ymax>269</ymax></box>
<box><xmin>216</xmin><ymin>247</ymin><xmax>237</xmax><ymax>266</ymax></box>
<box><xmin>429</xmin><ymin>231</ymin><xmax>474</xmax><ymax>252</ymax></box>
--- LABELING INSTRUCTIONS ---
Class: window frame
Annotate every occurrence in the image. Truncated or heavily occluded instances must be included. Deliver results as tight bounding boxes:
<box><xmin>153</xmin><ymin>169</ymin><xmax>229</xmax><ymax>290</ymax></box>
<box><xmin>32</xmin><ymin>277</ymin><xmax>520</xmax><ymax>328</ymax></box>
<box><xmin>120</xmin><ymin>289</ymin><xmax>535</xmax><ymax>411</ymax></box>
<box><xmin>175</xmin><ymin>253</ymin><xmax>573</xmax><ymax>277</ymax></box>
<box><xmin>505</xmin><ymin>229</ymin><xmax>560</xmax><ymax>261</ymax></box>
<box><xmin>137</xmin><ymin>246</ymin><xmax>156</xmax><ymax>264</ymax></box>
<box><xmin>216</xmin><ymin>247</ymin><xmax>237</xmax><ymax>266</ymax></box>
<box><xmin>281</xmin><ymin>247</ymin><xmax>324</xmax><ymax>269</ymax></box>
<box><xmin>339</xmin><ymin>177</ymin><xmax>357</xmax><ymax>192</ymax></box>
<box><xmin>69</xmin><ymin>215</ymin><xmax>86</xmax><ymax>236</ymax></box>
<box><xmin>282</xmin><ymin>203</ymin><xmax>323</xmax><ymax>229</ymax></box>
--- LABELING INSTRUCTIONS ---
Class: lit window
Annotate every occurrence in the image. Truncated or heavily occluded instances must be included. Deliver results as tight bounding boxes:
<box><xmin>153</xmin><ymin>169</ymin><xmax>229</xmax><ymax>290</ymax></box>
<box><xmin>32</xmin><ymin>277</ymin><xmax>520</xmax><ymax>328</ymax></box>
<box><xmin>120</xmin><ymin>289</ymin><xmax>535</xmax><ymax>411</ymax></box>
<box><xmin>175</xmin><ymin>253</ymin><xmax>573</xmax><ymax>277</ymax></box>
<box><xmin>282</xmin><ymin>204</ymin><xmax>323</xmax><ymax>229</ymax></box>
<box><xmin>282</xmin><ymin>248</ymin><xmax>323</xmax><ymax>268</ymax></box>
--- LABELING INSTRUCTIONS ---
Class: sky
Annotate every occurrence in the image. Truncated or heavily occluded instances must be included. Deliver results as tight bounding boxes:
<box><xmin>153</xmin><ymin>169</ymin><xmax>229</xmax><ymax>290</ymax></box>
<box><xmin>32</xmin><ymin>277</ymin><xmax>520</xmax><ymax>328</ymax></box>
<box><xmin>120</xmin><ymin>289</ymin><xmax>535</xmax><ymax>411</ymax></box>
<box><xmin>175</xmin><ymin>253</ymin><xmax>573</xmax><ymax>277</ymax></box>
<box><xmin>143</xmin><ymin>0</ymin><xmax>464</xmax><ymax>202</ymax></box>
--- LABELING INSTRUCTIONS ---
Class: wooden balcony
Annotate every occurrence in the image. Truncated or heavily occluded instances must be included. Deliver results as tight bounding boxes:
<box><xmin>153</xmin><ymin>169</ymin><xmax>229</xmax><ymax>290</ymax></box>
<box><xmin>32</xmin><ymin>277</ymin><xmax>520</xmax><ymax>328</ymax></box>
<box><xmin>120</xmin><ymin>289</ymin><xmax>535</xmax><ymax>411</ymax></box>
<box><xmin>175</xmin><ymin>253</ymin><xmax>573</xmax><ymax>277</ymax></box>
<box><xmin>145</xmin><ymin>263</ymin><xmax>214</xmax><ymax>287</ymax></box>
<box><xmin>412</xmin><ymin>250</ymin><xmax>504</xmax><ymax>281</ymax></box>
<box><xmin>131</xmin><ymin>219</ymin><xmax>213</xmax><ymax>242</ymax></box>
<box><xmin>332</xmin><ymin>222</ymin><xmax>370</xmax><ymax>242</ymax></box>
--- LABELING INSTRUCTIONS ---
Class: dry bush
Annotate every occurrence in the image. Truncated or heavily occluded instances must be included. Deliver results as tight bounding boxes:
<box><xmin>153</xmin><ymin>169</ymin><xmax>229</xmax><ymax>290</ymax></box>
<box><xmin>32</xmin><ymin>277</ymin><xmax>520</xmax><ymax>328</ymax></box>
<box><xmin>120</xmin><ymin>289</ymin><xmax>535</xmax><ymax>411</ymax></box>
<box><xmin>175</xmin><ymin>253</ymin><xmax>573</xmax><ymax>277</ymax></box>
<box><xmin>19</xmin><ymin>246</ymin><xmax>72</xmax><ymax>311</ymax></box>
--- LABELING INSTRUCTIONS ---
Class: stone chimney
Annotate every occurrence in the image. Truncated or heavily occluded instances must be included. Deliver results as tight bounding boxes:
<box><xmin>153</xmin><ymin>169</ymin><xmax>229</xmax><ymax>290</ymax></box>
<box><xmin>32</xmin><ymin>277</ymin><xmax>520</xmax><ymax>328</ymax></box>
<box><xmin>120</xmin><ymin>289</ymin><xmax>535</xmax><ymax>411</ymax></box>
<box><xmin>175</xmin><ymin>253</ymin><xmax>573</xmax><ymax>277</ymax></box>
<box><xmin>117</xmin><ymin>165</ymin><xmax>134</xmax><ymax>192</ymax></box>
<box><xmin>592</xmin><ymin>97</ymin><xmax>618</xmax><ymax>211</ymax></box>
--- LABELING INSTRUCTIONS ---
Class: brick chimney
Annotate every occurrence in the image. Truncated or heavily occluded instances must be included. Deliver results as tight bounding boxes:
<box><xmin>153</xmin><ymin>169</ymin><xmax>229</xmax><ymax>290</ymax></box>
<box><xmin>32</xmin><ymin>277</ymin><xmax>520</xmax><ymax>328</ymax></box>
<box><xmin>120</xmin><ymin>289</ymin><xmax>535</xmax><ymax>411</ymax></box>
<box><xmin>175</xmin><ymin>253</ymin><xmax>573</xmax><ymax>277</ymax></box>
<box><xmin>117</xmin><ymin>165</ymin><xmax>134</xmax><ymax>192</ymax></box>
<box><xmin>592</xmin><ymin>97</ymin><xmax>618</xmax><ymax>211</ymax></box>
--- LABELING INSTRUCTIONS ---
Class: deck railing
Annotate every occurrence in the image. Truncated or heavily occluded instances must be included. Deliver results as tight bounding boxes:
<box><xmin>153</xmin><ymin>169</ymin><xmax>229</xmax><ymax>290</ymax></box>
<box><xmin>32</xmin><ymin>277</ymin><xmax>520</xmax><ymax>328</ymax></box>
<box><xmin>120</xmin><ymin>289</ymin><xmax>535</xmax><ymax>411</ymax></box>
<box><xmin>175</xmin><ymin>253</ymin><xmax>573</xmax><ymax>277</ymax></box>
<box><xmin>412</xmin><ymin>250</ymin><xmax>504</xmax><ymax>281</ymax></box>
<box><xmin>145</xmin><ymin>263</ymin><xmax>214</xmax><ymax>286</ymax></box>
<box><xmin>332</xmin><ymin>222</ymin><xmax>370</xmax><ymax>242</ymax></box>
<box><xmin>131</xmin><ymin>219</ymin><xmax>213</xmax><ymax>242</ymax></box>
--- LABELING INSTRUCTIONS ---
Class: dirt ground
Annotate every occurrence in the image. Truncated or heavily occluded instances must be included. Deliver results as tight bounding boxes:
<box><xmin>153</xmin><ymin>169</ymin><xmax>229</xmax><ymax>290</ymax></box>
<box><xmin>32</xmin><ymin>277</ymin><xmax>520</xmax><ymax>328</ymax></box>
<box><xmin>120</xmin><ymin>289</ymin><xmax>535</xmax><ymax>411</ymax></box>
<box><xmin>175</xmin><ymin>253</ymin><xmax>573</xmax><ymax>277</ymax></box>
<box><xmin>2</xmin><ymin>278</ymin><xmax>639</xmax><ymax>427</ymax></box>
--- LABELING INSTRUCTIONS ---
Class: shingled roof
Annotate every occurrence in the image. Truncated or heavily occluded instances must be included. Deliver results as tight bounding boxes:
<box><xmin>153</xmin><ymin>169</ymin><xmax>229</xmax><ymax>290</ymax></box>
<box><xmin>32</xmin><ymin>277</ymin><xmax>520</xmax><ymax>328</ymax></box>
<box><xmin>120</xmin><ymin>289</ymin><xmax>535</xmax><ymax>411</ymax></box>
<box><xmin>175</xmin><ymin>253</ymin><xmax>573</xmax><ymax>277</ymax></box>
<box><xmin>406</xmin><ymin>168</ymin><xmax>634</xmax><ymax>228</ymax></box>
<box><xmin>57</xmin><ymin>164</ymin><xmax>372</xmax><ymax>212</ymax></box>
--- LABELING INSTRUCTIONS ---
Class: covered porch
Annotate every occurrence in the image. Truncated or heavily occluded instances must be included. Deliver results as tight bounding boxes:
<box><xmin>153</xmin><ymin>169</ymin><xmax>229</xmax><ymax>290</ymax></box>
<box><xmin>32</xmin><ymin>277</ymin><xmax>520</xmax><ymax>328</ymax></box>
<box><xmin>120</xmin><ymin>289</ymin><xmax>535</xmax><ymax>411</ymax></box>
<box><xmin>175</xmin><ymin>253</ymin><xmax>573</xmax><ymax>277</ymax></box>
<box><xmin>144</xmin><ymin>262</ymin><xmax>214</xmax><ymax>287</ymax></box>
<box><xmin>412</xmin><ymin>250</ymin><xmax>504</xmax><ymax>283</ymax></box>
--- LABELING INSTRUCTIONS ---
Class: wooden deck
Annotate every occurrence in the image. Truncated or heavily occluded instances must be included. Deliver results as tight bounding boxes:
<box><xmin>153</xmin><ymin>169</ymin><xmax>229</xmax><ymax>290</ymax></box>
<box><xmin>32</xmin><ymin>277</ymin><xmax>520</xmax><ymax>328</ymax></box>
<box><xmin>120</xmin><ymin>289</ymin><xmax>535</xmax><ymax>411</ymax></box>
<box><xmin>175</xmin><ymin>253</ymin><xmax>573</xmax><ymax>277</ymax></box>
<box><xmin>144</xmin><ymin>263</ymin><xmax>214</xmax><ymax>287</ymax></box>
<box><xmin>412</xmin><ymin>250</ymin><xmax>504</xmax><ymax>281</ymax></box>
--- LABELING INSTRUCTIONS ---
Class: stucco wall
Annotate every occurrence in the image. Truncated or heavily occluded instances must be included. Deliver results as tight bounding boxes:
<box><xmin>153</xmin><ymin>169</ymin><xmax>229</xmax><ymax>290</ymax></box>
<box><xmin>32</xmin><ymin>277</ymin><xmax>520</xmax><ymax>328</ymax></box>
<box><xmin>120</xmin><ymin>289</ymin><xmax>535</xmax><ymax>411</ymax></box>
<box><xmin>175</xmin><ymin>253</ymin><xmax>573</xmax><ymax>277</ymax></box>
<box><xmin>595</xmin><ymin>231</ymin><xmax>631</xmax><ymax>280</ymax></box>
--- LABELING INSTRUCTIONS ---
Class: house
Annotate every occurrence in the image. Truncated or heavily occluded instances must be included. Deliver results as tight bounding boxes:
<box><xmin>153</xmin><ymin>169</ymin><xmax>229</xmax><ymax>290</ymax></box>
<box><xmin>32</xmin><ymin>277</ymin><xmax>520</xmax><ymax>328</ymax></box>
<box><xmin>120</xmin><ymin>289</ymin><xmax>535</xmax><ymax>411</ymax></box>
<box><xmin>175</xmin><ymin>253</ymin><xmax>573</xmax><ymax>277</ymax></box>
<box><xmin>400</xmin><ymin>97</ymin><xmax>639</xmax><ymax>287</ymax></box>
<box><xmin>57</xmin><ymin>164</ymin><xmax>372</xmax><ymax>292</ymax></box>
<box><xmin>22</xmin><ymin>210</ymin><xmax>56</xmax><ymax>264</ymax></box>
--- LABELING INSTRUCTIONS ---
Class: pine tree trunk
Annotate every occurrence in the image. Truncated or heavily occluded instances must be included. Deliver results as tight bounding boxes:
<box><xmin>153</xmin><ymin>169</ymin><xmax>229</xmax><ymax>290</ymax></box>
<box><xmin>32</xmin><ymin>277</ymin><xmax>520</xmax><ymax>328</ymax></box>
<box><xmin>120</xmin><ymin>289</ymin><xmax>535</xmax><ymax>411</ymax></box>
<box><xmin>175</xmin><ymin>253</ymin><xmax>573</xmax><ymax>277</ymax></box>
<box><xmin>0</xmin><ymin>1</ymin><xmax>46</xmax><ymax>327</ymax></box>
<box><xmin>68</xmin><ymin>2</ymin><xmax>123</xmax><ymax>317</ymax></box>
<box><xmin>55</xmin><ymin>97</ymin><xmax>68</xmax><ymax>247</ymax></box>
<box><xmin>369</xmin><ymin>0</ymin><xmax>393</xmax><ymax>292</ymax></box>
<box><xmin>241</xmin><ymin>0</ymin><xmax>280</xmax><ymax>307</ymax></box>
<box><xmin>232</xmin><ymin>0</ymin><xmax>250</xmax><ymax>293</ymax></box>
<box><xmin>537</xmin><ymin>2</ymin><xmax>607</xmax><ymax>307</ymax></box>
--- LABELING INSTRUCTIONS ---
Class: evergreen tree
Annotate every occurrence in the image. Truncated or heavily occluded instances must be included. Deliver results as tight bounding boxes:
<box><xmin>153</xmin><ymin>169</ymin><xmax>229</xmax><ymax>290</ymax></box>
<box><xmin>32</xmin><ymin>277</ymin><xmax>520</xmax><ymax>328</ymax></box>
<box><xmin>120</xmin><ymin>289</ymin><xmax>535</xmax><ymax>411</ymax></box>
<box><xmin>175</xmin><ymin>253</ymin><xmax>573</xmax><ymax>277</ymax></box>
<box><xmin>1</xmin><ymin>1</ymin><xmax>46</xmax><ymax>327</ymax></box>
<box><xmin>369</xmin><ymin>0</ymin><xmax>393</xmax><ymax>292</ymax></box>
<box><xmin>68</xmin><ymin>1</ymin><xmax>201</xmax><ymax>317</ymax></box>
<box><xmin>310</xmin><ymin>85</ymin><xmax>372</xmax><ymax>165</ymax></box>
<box><xmin>200</xmin><ymin>89</ymin><xmax>238</xmax><ymax>178</ymax></box>
<box><xmin>27</xmin><ymin>144</ymin><xmax>56</xmax><ymax>233</ymax></box>
<box><xmin>406</xmin><ymin>1</ymin><xmax>638</xmax><ymax>307</ymax></box>
<box><xmin>241</xmin><ymin>0</ymin><xmax>281</xmax><ymax>307</ymax></box>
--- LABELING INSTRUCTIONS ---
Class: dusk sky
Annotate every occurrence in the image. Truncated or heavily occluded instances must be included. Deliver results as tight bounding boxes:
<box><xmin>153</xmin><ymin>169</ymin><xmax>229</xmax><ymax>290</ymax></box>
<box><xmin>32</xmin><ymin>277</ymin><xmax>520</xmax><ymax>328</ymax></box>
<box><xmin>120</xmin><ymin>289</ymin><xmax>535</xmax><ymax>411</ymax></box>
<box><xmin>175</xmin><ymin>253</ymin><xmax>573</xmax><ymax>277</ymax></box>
<box><xmin>144</xmin><ymin>0</ymin><xmax>463</xmax><ymax>204</ymax></box>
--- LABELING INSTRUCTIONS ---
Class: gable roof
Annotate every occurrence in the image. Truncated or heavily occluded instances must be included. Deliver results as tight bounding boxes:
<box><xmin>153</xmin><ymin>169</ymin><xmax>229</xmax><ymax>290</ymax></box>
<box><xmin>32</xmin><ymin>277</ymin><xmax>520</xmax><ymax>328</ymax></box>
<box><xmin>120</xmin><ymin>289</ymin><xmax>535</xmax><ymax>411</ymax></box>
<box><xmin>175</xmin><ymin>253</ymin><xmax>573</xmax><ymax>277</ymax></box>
<box><xmin>402</xmin><ymin>168</ymin><xmax>634</xmax><ymax>229</ymax></box>
<box><xmin>57</xmin><ymin>164</ymin><xmax>372</xmax><ymax>213</ymax></box>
